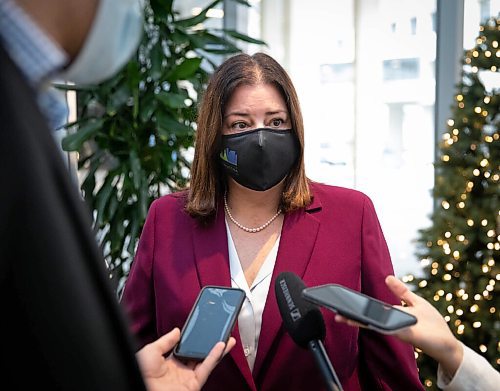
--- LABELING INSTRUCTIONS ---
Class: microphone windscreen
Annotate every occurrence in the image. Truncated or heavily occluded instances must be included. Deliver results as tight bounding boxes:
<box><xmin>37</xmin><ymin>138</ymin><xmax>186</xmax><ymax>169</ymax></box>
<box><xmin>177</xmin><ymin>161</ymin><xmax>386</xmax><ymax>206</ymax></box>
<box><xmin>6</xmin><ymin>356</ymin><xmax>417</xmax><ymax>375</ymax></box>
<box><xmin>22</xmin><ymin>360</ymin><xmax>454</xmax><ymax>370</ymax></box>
<box><xmin>275</xmin><ymin>272</ymin><xmax>326</xmax><ymax>348</ymax></box>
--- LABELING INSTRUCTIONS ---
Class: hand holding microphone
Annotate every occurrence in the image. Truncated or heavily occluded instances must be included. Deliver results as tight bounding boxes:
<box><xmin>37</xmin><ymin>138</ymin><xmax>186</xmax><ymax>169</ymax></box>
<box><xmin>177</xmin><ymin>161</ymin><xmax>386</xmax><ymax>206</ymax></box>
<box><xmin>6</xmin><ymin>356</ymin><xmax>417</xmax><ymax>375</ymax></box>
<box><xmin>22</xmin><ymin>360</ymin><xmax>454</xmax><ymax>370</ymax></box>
<box><xmin>275</xmin><ymin>272</ymin><xmax>343</xmax><ymax>391</ymax></box>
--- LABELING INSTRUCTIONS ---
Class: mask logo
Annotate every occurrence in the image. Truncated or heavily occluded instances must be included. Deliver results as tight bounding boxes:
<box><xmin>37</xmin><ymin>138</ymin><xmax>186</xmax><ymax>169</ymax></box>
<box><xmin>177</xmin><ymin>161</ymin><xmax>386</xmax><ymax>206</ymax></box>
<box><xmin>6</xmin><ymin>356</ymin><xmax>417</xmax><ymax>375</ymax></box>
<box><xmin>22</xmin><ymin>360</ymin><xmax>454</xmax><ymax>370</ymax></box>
<box><xmin>220</xmin><ymin>148</ymin><xmax>238</xmax><ymax>173</ymax></box>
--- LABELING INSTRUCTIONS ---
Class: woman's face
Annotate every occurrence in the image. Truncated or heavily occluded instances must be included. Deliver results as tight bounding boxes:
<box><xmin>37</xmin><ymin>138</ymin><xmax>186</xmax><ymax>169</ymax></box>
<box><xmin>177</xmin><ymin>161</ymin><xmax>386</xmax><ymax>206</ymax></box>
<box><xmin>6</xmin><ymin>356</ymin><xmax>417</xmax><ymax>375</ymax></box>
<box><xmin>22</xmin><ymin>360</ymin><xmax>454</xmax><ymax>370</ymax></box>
<box><xmin>222</xmin><ymin>83</ymin><xmax>291</xmax><ymax>135</ymax></box>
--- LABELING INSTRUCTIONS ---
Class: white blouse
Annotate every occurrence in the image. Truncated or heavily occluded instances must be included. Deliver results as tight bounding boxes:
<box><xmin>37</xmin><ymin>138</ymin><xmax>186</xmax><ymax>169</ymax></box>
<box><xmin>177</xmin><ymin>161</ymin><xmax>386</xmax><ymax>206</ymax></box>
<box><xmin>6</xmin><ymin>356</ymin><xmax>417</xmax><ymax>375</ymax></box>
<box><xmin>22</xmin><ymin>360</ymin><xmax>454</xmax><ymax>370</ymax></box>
<box><xmin>226</xmin><ymin>220</ymin><xmax>280</xmax><ymax>372</ymax></box>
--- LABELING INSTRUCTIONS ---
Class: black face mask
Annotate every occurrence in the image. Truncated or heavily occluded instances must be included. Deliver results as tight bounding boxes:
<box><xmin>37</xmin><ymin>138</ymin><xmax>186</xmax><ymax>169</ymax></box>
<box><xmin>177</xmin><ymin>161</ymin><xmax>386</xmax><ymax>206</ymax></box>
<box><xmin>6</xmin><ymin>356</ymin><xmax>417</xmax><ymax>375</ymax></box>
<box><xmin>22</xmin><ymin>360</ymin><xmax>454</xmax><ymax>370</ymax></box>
<box><xmin>219</xmin><ymin>128</ymin><xmax>299</xmax><ymax>191</ymax></box>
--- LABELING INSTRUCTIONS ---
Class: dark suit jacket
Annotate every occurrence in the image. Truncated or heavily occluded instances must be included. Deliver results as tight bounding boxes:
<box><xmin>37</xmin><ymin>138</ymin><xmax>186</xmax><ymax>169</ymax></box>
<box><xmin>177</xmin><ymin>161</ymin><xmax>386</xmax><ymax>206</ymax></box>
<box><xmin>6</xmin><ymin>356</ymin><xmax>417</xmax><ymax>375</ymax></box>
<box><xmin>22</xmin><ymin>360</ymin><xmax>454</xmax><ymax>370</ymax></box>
<box><xmin>122</xmin><ymin>182</ymin><xmax>424</xmax><ymax>390</ymax></box>
<box><xmin>0</xmin><ymin>44</ymin><xmax>146</xmax><ymax>390</ymax></box>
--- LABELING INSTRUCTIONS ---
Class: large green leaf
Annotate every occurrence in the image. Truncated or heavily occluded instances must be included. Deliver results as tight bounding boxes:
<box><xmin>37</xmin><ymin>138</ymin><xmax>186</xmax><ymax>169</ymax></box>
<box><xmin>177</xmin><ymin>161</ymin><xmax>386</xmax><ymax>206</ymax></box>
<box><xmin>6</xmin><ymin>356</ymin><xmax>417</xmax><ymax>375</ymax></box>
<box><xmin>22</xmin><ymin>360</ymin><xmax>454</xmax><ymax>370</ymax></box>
<box><xmin>62</xmin><ymin>119</ymin><xmax>105</xmax><ymax>151</ymax></box>
<box><xmin>138</xmin><ymin>181</ymin><xmax>149</xmax><ymax>222</ymax></box>
<box><xmin>107</xmin><ymin>83</ymin><xmax>131</xmax><ymax>114</ymax></box>
<box><xmin>150</xmin><ymin>41</ymin><xmax>164</xmax><ymax>81</ymax></box>
<box><xmin>80</xmin><ymin>154</ymin><xmax>103</xmax><ymax>202</ymax></box>
<box><xmin>126</xmin><ymin>60</ymin><xmax>141</xmax><ymax>89</ymax></box>
<box><xmin>157</xmin><ymin>91</ymin><xmax>187</xmax><ymax>109</ymax></box>
<box><xmin>175</xmin><ymin>0</ymin><xmax>221</xmax><ymax>28</ymax></box>
<box><xmin>170</xmin><ymin>29</ymin><xmax>190</xmax><ymax>45</ymax></box>
<box><xmin>127</xmin><ymin>212</ymin><xmax>140</xmax><ymax>254</ymax></box>
<box><xmin>108</xmin><ymin>208</ymin><xmax>126</xmax><ymax>254</ymax></box>
<box><xmin>156</xmin><ymin>111</ymin><xmax>192</xmax><ymax>136</ymax></box>
<box><xmin>166</xmin><ymin>58</ymin><xmax>202</xmax><ymax>81</ymax></box>
<box><xmin>188</xmin><ymin>32</ymin><xmax>240</xmax><ymax>53</ymax></box>
<box><xmin>129</xmin><ymin>150</ymin><xmax>142</xmax><ymax>190</ymax></box>
<box><xmin>150</xmin><ymin>0</ymin><xmax>173</xmax><ymax>20</ymax></box>
<box><xmin>231</xmin><ymin>0</ymin><xmax>251</xmax><ymax>6</ymax></box>
<box><xmin>107</xmin><ymin>193</ymin><xmax>120</xmax><ymax>221</ymax></box>
<box><xmin>95</xmin><ymin>174</ymin><xmax>116</xmax><ymax>227</ymax></box>
<box><xmin>53</xmin><ymin>83</ymin><xmax>97</xmax><ymax>92</ymax></box>
<box><xmin>198</xmin><ymin>47</ymin><xmax>240</xmax><ymax>55</ymax></box>
<box><xmin>223</xmin><ymin>29</ymin><xmax>267</xmax><ymax>45</ymax></box>
<box><xmin>140</xmin><ymin>94</ymin><xmax>158</xmax><ymax>123</ymax></box>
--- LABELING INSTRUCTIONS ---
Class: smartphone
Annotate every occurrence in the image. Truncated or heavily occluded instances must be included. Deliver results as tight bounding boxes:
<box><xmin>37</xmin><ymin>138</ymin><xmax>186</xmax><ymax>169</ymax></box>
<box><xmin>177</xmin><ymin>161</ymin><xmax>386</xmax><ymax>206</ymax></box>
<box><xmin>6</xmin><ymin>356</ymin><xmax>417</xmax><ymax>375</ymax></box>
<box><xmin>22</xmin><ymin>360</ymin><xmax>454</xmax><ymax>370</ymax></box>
<box><xmin>302</xmin><ymin>284</ymin><xmax>417</xmax><ymax>334</ymax></box>
<box><xmin>173</xmin><ymin>286</ymin><xmax>246</xmax><ymax>362</ymax></box>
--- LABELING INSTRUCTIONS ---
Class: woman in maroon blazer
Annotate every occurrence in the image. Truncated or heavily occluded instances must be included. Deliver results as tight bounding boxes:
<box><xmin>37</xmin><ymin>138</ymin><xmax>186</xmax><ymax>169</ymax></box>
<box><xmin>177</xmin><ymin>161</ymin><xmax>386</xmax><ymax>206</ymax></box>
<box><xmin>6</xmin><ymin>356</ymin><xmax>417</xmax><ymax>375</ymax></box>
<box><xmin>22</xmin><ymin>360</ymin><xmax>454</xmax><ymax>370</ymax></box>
<box><xmin>122</xmin><ymin>53</ymin><xmax>424</xmax><ymax>391</ymax></box>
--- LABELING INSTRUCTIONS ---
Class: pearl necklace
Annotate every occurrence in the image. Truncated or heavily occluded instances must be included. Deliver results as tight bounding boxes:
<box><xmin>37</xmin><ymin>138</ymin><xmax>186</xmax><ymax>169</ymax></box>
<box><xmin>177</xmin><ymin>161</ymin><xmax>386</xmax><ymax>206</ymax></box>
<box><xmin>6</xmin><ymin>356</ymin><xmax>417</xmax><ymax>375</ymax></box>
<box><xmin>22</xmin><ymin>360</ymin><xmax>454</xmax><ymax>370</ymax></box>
<box><xmin>224</xmin><ymin>193</ymin><xmax>282</xmax><ymax>233</ymax></box>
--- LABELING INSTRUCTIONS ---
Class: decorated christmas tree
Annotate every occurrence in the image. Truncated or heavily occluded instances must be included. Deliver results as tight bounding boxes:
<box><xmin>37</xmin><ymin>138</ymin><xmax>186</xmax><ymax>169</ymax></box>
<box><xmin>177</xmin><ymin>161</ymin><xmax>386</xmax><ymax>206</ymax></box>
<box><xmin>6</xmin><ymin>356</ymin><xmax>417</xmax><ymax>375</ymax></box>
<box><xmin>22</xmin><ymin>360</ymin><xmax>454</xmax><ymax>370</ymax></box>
<box><xmin>409</xmin><ymin>16</ymin><xmax>499</xmax><ymax>389</ymax></box>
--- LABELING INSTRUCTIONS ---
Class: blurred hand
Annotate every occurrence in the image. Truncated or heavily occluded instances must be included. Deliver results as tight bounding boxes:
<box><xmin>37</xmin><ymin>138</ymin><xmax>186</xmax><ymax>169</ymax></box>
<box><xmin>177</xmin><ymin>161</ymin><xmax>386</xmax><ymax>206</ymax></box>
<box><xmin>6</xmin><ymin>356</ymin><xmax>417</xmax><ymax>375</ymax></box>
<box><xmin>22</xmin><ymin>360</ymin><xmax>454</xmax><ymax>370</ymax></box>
<box><xmin>335</xmin><ymin>276</ymin><xmax>463</xmax><ymax>377</ymax></box>
<box><xmin>136</xmin><ymin>328</ymin><xmax>236</xmax><ymax>391</ymax></box>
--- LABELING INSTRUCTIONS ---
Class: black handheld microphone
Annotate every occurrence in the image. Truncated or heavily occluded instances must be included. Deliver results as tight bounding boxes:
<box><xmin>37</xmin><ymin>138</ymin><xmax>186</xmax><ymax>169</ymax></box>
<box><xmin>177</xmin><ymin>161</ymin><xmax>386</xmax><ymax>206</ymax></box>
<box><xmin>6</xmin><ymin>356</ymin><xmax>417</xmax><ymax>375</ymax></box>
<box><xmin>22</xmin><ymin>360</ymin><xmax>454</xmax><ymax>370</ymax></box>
<box><xmin>275</xmin><ymin>272</ymin><xmax>343</xmax><ymax>391</ymax></box>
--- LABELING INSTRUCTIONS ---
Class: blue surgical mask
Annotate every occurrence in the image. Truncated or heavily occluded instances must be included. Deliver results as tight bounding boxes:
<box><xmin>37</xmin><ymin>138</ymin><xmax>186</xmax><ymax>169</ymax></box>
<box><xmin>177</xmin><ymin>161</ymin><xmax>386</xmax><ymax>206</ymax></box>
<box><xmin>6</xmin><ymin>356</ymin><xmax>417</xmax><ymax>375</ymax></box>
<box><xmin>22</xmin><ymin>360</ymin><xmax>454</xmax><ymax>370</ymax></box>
<box><xmin>61</xmin><ymin>0</ymin><xmax>143</xmax><ymax>85</ymax></box>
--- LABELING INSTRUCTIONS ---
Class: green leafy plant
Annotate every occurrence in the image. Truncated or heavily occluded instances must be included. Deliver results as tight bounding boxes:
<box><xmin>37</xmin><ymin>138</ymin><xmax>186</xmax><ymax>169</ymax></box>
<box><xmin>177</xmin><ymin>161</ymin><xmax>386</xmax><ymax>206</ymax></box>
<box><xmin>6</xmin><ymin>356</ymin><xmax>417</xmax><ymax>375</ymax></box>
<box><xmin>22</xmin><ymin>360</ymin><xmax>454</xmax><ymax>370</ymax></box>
<box><xmin>61</xmin><ymin>0</ymin><xmax>265</xmax><ymax>292</ymax></box>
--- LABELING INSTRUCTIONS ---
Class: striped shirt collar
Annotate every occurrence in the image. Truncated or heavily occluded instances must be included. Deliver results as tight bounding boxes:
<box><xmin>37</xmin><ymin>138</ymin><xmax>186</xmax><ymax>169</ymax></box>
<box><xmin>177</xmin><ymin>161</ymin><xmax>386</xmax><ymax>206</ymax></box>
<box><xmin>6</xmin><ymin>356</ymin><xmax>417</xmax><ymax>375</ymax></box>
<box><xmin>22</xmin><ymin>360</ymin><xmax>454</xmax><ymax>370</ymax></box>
<box><xmin>0</xmin><ymin>0</ymin><xmax>70</xmax><ymax>129</ymax></box>
<box><xmin>0</xmin><ymin>0</ymin><xmax>68</xmax><ymax>89</ymax></box>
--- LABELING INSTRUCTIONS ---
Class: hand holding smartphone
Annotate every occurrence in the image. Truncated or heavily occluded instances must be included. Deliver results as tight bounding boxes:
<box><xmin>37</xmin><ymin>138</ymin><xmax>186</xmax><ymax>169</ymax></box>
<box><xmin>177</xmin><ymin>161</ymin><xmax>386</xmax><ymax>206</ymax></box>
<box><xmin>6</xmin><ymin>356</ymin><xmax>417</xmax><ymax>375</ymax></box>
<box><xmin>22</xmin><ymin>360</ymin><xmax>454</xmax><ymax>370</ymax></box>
<box><xmin>173</xmin><ymin>286</ymin><xmax>245</xmax><ymax>362</ymax></box>
<box><xmin>302</xmin><ymin>284</ymin><xmax>417</xmax><ymax>334</ymax></box>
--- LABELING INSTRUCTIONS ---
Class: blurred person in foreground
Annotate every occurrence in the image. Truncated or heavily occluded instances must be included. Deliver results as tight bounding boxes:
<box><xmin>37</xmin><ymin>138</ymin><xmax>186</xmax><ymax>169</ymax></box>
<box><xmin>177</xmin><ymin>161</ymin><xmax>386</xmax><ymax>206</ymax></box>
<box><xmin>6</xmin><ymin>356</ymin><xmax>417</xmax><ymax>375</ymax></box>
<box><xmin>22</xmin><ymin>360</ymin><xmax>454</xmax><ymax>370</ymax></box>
<box><xmin>121</xmin><ymin>52</ymin><xmax>424</xmax><ymax>390</ymax></box>
<box><xmin>336</xmin><ymin>276</ymin><xmax>500</xmax><ymax>391</ymax></box>
<box><xmin>0</xmin><ymin>0</ymin><xmax>232</xmax><ymax>389</ymax></box>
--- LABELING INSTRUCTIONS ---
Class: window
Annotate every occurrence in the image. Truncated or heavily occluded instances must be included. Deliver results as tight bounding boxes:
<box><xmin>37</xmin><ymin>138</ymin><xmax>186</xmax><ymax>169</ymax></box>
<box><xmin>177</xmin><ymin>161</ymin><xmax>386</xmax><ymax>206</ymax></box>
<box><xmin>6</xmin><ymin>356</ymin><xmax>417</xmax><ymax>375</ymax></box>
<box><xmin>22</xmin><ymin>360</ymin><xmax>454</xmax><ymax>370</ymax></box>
<box><xmin>257</xmin><ymin>0</ymin><xmax>437</xmax><ymax>276</ymax></box>
<box><xmin>410</xmin><ymin>16</ymin><xmax>417</xmax><ymax>34</ymax></box>
<box><xmin>383</xmin><ymin>58</ymin><xmax>420</xmax><ymax>80</ymax></box>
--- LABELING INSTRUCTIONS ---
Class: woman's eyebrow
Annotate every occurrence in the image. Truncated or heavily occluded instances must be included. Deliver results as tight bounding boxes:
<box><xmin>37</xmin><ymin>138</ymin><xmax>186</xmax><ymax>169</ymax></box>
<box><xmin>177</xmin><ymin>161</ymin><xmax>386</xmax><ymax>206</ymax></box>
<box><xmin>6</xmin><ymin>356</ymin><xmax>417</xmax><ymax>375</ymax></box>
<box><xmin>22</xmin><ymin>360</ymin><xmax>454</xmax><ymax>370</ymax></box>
<box><xmin>265</xmin><ymin>110</ymin><xmax>288</xmax><ymax>116</ymax></box>
<box><xmin>224</xmin><ymin>111</ymin><xmax>250</xmax><ymax>118</ymax></box>
<box><xmin>224</xmin><ymin>109</ymin><xmax>288</xmax><ymax>118</ymax></box>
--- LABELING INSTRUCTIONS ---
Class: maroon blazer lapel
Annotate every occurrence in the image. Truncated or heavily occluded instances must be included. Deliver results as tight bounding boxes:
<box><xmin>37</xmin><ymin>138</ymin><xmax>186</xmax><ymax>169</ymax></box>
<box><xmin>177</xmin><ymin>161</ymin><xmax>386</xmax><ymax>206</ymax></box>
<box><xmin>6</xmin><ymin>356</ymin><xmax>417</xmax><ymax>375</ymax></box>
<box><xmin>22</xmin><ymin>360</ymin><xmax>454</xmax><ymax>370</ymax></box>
<box><xmin>253</xmin><ymin>193</ymin><xmax>322</xmax><ymax>377</ymax></box>
<box><xmin>192</xmin><ymin>205</ymin><xmax>231</xmax><ymax>288</ymax></box>
<box><xmin>192</xmin><ymin>203</ymin><xmax>255</xmax><ymax>390</ymax></box>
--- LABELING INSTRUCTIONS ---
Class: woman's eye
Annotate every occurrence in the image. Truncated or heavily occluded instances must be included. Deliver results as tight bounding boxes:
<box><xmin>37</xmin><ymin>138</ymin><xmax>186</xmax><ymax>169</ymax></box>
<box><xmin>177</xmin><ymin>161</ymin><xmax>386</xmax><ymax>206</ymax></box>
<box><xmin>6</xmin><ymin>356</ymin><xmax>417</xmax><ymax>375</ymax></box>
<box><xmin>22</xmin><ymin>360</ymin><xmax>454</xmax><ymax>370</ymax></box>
<box><xmin>232</xmin><ymin>122</ymin><xmax>247</xmax><ymax>130</ymax></box>
<box><xmin>271</xmin><ymin>119</ymin><xmax>283</xmax><ymax>127</ymax></box>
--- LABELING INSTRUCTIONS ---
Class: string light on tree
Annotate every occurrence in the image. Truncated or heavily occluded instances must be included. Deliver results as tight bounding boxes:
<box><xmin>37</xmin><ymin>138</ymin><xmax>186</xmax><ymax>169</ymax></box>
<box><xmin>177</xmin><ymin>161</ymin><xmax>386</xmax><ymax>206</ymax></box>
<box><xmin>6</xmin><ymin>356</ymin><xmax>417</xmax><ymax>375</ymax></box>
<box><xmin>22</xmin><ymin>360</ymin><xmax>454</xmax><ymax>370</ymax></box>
<box><xmin>411</xmin><ymin>16</ymin><xmax>499</xmax><ymax>388</ymax></box>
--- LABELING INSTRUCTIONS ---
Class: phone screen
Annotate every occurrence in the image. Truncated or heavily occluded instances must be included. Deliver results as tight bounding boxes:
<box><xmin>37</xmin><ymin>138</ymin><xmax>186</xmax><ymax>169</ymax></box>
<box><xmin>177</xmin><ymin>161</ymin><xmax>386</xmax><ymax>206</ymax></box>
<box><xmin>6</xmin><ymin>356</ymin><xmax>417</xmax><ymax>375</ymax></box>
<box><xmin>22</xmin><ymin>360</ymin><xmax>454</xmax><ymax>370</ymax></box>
<box><xmin>174</xmin><ymin>286</ymin><xmax>245</xmax><ymax>361</ymax></box>
<box><xmin>302</xmin><ymin>284</ymin><xmax>416</xmax><ymax>332</ymax></box>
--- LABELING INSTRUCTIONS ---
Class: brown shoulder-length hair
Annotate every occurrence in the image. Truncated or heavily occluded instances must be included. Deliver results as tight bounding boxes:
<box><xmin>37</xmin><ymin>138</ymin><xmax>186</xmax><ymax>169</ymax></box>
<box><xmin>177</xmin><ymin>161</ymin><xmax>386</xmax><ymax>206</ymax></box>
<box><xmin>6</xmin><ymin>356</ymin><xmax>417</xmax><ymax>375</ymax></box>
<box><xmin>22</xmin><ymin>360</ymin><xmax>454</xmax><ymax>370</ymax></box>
<box><xmin>185</xmin><ymin>52</ymin><xmax>311</xmax><ymax>224</ymax></box>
